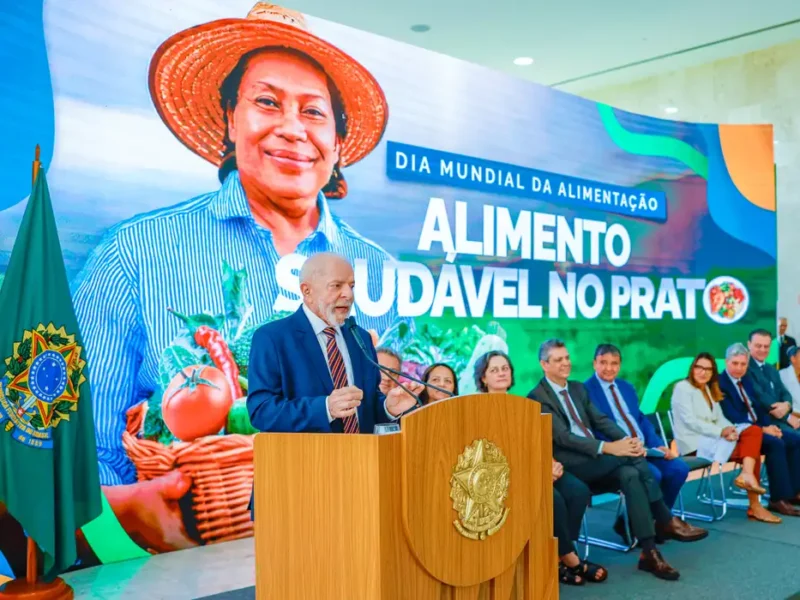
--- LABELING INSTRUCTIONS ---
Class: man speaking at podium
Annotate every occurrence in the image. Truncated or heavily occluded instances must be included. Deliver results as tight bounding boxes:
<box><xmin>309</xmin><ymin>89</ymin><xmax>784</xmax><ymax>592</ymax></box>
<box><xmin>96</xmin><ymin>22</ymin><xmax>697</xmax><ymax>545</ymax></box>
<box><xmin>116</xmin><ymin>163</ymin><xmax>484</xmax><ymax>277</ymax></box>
<box><xmin>246</xmin><ymin>252</ymin><xmax>422</xmax><ymax>434</ymax></box>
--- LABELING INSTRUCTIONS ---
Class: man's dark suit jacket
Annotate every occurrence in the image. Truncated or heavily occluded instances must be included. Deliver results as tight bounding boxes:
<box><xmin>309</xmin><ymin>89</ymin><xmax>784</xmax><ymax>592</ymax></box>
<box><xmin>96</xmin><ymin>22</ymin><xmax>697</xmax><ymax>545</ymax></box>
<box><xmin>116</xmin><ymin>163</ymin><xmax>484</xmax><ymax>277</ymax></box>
<box><xmin>718</xmin><ymin>370</ymin><xmax>770</xmax><ymax>426</ymax></box>
<box><xmin>528</xmin><ymin>378</ymin><xmax>626</xmax><ymax>469</ymax></box>
<box><xmin>779</xmin><ymin>335</ymin><xmax>797</xmax><ymax>369</ymax></box>
<box><xmin>743</xmin><ymin>356</ymin><xmax>793</xmax><ymax>428</ymax></box>
<box><xmin>246</xmin><ymin>306</ymin><xmax>391</xmax><ymax>434</ymax></box>
<box><xmin>245</xmin><ymin>307</ymin><xmax>391</xmax><ymax>517</ymax></box>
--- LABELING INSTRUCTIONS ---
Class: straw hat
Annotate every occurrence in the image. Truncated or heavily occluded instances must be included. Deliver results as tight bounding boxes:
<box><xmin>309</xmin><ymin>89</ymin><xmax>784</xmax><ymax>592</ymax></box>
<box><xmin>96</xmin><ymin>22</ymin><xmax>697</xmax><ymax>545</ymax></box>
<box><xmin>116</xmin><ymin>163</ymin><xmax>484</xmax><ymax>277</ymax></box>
<box><xmin>149</xmin><ymin>3</ymin><xmax>388</xmax><ymax>174</ymax></box>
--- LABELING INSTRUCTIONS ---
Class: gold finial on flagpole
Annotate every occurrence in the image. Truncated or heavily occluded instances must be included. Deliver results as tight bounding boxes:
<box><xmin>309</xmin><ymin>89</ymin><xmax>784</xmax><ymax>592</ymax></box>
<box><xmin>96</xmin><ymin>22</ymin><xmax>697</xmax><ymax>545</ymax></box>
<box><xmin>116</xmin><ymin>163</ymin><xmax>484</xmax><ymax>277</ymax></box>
<box><xmin>32</xmin><ymin>144</ymin><xmax>41</xmax><ymax>187</ymax></box>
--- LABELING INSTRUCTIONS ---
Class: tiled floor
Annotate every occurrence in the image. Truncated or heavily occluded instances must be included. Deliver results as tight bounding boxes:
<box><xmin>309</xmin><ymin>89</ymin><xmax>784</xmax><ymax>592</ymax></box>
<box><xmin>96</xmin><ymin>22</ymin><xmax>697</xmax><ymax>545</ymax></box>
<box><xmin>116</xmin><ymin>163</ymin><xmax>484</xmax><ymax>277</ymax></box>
<box><xmin>61</xmin><ymin>539</ymin><xmax>254</xmax><ymax>600</ymax></box>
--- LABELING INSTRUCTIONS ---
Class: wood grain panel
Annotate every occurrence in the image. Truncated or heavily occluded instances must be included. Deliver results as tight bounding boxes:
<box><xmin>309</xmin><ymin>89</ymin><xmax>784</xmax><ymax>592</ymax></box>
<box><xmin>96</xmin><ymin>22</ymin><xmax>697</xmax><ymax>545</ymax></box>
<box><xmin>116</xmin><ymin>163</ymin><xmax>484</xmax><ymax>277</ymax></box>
<box><xmin>451</xmin><ymin>584</ymin><xmax>482</xmax><ymax>600</ymax></box>
<box><xmin>490</xmin><ymin>563</ymin><xmax>516</xmax><ymax>600</ymax></box>
<box><xmin>401</xmin><ymin>393</ymin><xmax>540</xmax><ymax>587</ymax></box>
<box><xmin>254</xmin><ymin>434</ymin><xmax>382</xmax><ymax>599</ymax></box>
<box><xmin>377</xmin><ymin>432</ymin><xmax>443</xmax><ymax>600</ymax></box>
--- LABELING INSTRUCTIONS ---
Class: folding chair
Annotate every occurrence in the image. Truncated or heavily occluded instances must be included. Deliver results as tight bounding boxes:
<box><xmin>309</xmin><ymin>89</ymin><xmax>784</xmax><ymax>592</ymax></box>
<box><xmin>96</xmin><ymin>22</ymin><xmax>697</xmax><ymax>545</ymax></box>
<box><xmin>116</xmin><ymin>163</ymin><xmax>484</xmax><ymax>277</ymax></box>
<box><xmin>577</xmin><ymin>482</ymin><xmax>638</xmax><ymax>560</ymax></box>
<box><xmin>652</xmin><ymin>411</ymin><xmax>725</xmax><ymax>521</ymax></box>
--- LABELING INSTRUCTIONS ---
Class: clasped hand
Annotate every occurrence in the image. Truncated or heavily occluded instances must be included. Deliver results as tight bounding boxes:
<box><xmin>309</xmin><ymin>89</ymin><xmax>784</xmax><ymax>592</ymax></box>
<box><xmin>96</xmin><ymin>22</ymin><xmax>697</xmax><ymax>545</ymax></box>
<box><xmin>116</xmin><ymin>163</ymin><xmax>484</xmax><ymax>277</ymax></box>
<box><xmin>604</xmin><ymin>436</ymin><xmax>645</xmax><ymax>457</ymax></box>
<box><xmin>720</xmin><ymin>426</ymin><xmax>739</xmax><ymax>441</ymax></box>
<box><xmin>770</xmin><ymin>401</ymin><xmax>791</xmax><ymax>420</ymax></box>
<box><xmin>552</xmin><ymin>459</ymin><xmax>564</xmax><ymax>482</ymax></box>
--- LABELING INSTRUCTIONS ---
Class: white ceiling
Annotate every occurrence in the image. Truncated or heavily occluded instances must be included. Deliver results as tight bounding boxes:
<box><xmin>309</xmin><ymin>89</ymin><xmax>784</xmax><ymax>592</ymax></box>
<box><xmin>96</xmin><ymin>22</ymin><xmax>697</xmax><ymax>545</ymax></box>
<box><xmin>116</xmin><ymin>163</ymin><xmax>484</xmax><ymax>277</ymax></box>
<box><xmin>285</xmin><ymin>0</ymin><xmax>800</xmax><ymax>93</ymax></box>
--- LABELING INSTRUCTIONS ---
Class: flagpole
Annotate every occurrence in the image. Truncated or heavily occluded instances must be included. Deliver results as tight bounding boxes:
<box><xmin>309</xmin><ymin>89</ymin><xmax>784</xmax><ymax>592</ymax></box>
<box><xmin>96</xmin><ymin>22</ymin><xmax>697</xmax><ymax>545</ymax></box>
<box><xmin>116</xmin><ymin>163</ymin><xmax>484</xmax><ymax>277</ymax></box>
<box><xmin>26</xmin><ymin>145</ymin><xmax>42</xmax><ymax>587</ymax></box>
<box><xmin>0</xmin><ymin>145</ymin><xmax>73</xmax><ymax>599</ymax></box>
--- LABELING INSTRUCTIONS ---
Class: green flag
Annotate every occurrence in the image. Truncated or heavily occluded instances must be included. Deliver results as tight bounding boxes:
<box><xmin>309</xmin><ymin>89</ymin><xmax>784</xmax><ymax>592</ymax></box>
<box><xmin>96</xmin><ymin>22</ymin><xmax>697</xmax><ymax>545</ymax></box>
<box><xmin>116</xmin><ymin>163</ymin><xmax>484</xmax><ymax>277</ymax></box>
<box><xmin>0</xmin><ymin>166</ymin><xmax>101</xmax><ymax>580</ymax></box>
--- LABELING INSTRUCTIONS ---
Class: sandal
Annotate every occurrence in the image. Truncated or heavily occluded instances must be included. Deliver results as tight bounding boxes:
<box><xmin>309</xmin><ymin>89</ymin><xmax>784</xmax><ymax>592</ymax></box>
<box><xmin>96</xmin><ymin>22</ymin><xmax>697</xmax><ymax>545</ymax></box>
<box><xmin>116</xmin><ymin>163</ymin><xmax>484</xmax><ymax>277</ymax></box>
<box><xmin>558</xmin><ymin>562</ymin><xmax>585</xmax><ymax>586</ymax></box>
<box><xmin>734</xmin><ymin>475</ymin><xmax>766</xmax><ymax>495</ymax></box>
<box><xmin>581</xmin><ymin>560</ymin><xmax>608</xmax><ymax>583</ymax></box>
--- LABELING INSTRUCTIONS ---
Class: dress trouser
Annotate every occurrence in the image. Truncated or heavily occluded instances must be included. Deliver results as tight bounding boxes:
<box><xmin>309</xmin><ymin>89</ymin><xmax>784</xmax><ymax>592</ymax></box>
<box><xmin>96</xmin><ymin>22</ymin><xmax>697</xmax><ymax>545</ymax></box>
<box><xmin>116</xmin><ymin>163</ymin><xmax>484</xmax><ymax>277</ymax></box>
<box><xmin>567</xmin><ymin>455</ymin><xmax>667</xmax><ymax>542</ymax></box>
<box><xmin>646</xmin><ymin>458</ymin><xmax>690</xmax><ymax>509</ymax></box>
<box><xmin>763</xmin><ymin>429</ymin><xmax>800</xmax><ymax>501</ymax></box>
<box><xmin>553</xmin><ymin>472</ymin><xmax>591</xmax><ymax>556</ymax></box>
<box><xmin>728</xmin><ymin>424</ymin><xmax>763</xmax><ymax>469</ymax></box>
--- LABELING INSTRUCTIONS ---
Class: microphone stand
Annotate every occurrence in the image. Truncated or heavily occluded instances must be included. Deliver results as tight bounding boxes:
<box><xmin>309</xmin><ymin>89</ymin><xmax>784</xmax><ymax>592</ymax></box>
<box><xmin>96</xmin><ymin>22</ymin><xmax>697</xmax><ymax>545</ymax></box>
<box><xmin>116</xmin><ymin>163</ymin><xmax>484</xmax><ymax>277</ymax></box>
<box><xmin>345</xmin><ymin>317</ymin><xmax>454</xmax><ymax>418</ymax></box>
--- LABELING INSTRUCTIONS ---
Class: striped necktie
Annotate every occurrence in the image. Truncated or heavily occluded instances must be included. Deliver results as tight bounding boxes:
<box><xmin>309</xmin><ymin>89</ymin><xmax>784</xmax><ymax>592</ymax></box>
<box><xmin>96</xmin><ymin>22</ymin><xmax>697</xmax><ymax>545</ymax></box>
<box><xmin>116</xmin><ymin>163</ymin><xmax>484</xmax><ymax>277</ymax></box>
<box><xmin>609</xmin><ymin>384</ymin><xmax>638</xmax><ymax>438</ymax></box>
<box><xmin>323</xmin><ymin>327</ymin><xmax>359</xmax><ymax>434</ymax></box>
<box><xmin>559</xmin><ymin>390</ymin><xmax>594</xmax><ymax>438</ymax></box>
<box><xmin>737</xmin><ymin>381</ymin><xmax>758</xmax><ymax>423</ymax></box>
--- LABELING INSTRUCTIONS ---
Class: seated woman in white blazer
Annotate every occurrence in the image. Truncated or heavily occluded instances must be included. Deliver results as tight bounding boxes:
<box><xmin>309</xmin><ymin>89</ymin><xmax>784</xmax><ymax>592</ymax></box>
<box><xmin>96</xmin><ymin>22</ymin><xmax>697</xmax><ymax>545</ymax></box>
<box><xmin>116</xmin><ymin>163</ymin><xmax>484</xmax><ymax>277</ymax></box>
<box><xmin>671</xmin><ymin>352</ymin><xmax>779</xmax><ymax>524</ymax></box>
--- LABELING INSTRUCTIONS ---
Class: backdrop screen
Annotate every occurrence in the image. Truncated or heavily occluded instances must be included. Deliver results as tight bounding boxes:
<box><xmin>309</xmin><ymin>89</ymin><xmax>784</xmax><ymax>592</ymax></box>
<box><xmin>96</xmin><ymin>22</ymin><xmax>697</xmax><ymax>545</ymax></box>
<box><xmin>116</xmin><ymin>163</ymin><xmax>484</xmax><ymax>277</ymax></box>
<box><xmin>0</xmin><ymin>0</ymin><xmax>776</xmax><ymax>574</ymax></box>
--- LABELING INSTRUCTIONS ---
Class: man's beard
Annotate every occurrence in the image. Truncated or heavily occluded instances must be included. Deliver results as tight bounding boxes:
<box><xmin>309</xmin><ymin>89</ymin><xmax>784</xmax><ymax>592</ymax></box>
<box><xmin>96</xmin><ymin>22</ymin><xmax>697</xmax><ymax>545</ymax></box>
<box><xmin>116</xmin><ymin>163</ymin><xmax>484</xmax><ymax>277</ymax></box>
<box><xmin>319</xmin><ymin>300</ymin><xmax>351</xmax><ymax>326</ymax></box>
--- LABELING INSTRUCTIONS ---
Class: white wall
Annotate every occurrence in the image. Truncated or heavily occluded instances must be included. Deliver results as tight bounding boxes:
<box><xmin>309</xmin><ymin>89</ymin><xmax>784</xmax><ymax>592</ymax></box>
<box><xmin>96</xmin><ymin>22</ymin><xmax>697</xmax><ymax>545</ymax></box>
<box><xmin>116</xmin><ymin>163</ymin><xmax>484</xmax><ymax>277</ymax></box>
<box><xmin>576</xmin><ymin>39</ymin><xmax>800</xmax><ymax>336</ymax></box>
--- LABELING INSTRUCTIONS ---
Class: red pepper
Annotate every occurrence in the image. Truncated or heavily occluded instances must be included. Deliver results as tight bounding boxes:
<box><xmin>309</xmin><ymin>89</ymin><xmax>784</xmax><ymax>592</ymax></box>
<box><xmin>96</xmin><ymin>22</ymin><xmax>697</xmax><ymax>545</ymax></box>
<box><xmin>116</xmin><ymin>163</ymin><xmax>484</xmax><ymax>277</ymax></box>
<box><xmin>168</xmin><ymin>309</ymin><xmax>243</xmax><ymax>399</ymax></box>
<box><xmin>194</xmin><ymin>326</ymin><xmax>243</xmax><ymax>399</ymax></box>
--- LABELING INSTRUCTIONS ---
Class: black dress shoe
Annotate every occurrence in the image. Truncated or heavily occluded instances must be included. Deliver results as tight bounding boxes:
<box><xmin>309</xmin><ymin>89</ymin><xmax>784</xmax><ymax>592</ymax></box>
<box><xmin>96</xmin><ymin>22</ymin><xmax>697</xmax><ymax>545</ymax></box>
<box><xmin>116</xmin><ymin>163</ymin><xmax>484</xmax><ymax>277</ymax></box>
<box><xmin>638</xmin><ymin>549</ymin><xmax>680</xmax><ymax>581</ymax></box>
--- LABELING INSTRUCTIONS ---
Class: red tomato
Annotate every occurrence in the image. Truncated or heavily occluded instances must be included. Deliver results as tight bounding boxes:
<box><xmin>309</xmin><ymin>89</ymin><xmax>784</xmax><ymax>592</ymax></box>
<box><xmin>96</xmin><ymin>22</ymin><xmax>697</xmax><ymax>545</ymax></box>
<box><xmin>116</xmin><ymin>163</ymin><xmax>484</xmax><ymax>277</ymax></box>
<box><xmin>162</xmin><ymin>365</ymin><xmax>233</xmax><ymax>442</ymax></box>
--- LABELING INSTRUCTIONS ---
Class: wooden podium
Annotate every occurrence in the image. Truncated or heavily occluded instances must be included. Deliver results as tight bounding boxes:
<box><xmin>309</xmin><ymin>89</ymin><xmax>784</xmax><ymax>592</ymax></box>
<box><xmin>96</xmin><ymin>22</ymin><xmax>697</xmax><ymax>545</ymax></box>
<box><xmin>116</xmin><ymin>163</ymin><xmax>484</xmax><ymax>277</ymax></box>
<box><xmin>253</xmin><ymin>393</ymin><xmax>557</xmax><ymax>599</ymax></box>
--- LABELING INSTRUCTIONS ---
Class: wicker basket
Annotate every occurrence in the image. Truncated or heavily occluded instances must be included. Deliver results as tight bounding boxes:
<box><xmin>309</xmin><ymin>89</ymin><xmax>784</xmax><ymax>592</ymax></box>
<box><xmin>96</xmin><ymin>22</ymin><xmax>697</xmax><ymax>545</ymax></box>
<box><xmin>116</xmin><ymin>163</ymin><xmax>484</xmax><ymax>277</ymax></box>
<box><xmin>122</xmin><ymin>402</ymin><xmax>254</xmax><ymax>544</ymax></box>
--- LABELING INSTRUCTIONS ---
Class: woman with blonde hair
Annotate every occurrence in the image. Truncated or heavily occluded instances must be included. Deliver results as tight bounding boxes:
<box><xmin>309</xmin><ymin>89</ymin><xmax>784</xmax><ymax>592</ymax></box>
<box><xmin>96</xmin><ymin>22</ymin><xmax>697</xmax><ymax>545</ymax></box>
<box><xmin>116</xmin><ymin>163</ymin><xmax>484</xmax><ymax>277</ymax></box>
<box><xmin>671</xmin><ymin>352</ymin><xmax>779</xmax><ymax>523</ymax></box>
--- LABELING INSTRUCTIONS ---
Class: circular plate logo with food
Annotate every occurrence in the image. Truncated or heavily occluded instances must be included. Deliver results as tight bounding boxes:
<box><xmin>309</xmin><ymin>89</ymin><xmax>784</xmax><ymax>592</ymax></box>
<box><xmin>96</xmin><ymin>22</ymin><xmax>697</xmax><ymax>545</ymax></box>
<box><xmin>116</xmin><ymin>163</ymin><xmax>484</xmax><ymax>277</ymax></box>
<box><xmin>703</xmin><ymin>276</ymin><xmax>749</xmax><ymax>325</ymax></box>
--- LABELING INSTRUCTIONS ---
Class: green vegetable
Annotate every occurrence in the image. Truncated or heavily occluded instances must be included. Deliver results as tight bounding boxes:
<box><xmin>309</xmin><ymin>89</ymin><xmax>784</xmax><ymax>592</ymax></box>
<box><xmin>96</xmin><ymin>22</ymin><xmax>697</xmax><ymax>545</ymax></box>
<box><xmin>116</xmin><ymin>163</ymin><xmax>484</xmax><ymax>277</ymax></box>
<box><xmin>143</xmin><ymin>385</ymin><xmax>175</xmax><ymax>444</ymax></box>
<box><xmin>229</xmin><ymin>311</ymin><xmax>294</xmax><ymax>376</ymax></box>
<box><xmin>226</xmin><ymin>398</ymin><xmax>258</xmax><ymax>435</ymax></box>
<box><xmin>158</xmin><ymin>343</ymin><xmax>207</xmax><ymax>390</ymax></box>
<box><xmin>221</xmin><ymin>261</ymin><xmax>251</xmax><ymax>340</ymax></box>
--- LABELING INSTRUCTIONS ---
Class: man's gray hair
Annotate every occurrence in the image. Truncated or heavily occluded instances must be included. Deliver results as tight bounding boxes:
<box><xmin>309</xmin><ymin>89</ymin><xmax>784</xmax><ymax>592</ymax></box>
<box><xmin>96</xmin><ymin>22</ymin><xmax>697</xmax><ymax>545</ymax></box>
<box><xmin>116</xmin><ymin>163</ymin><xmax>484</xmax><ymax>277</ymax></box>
<box><xmin>725</xmin><ymin>342</ymin><xmax>749</xmax><ymax>360</ymax></box>
<box><xmin>539</xmin><ymin>338</ymin><xmax>566</xmax><ymax>362</ymax></box>
<box><xmin>299</xmin><ymin>252</ymin><xmax>350</xmax><ymax>285</ymax></box>
<box><xmin>376</xmin><ymin>346</ymin><xmax>402</xmax><ymax>364</ymax></box>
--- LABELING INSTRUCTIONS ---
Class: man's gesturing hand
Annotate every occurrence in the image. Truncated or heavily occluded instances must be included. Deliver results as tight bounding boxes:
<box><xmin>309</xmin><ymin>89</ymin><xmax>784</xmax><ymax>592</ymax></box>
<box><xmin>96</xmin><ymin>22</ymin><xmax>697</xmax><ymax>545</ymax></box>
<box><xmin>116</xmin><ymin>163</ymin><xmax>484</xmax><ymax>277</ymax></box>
<box><xmin>327</xmin><ymin>386</ymin><xmax>363</xmax><ymax>419</ymax></box>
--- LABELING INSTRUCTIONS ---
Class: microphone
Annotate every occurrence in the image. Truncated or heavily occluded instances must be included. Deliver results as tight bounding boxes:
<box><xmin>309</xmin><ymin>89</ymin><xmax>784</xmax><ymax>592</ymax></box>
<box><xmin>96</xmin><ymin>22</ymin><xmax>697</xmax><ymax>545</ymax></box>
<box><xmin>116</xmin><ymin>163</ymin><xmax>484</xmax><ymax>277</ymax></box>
<box><xmin>344</xmin><ymin>317</ymin><xmax>455</xmax><ymax>408</ymax></box>
<box><xmin>344</xmin><ymin>317</ymin><xmax>423</xmax><ymax>412</ymax></box>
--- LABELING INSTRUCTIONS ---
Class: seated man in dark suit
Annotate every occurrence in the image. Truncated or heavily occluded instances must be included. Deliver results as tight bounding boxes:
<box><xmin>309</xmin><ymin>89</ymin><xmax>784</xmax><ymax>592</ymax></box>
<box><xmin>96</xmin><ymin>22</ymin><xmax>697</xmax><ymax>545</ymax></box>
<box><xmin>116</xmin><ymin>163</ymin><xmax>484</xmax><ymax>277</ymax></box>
<box><xmin>247</xmin><ymin>252</ymin><xmax>422</xmax><ymax>434</ymax></box>
<box><xmin>778</xmin><ymin>318</ymin><xmax>797</xmax><ymax>370</ymax></box>
<box><xmin>528</xmin><ymin>339</ymin><xmax>707</xmax><ymax>582</ymax></box>
<box><xmin>585</xmin><ymin>344</ymin><xmax>694</xmax><ymax>542</ymax></box>
<box><xmin>745</xmin><ymin>328</ymin><xmax>800</xmax><ymax>433</ymax></box>
<box><xmin>719</xmin><ymin>343</ymin><xmax>800</xmax><ymax>515</ymax></box>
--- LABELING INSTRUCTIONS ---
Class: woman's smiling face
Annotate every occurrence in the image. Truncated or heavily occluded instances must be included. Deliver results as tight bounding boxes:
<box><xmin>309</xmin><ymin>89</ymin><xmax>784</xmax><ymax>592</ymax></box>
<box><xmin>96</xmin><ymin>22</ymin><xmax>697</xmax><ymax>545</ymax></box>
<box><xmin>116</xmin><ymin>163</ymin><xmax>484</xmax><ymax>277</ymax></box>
<box><xmin>426</xmin><ymin>365</ymin><xmax>456</xmax><ymax>402</ymax></box>
<box><xmin>227</xmin><ymin>50</ymin><xmax>340</xmax><ymax>205</ymax></box>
